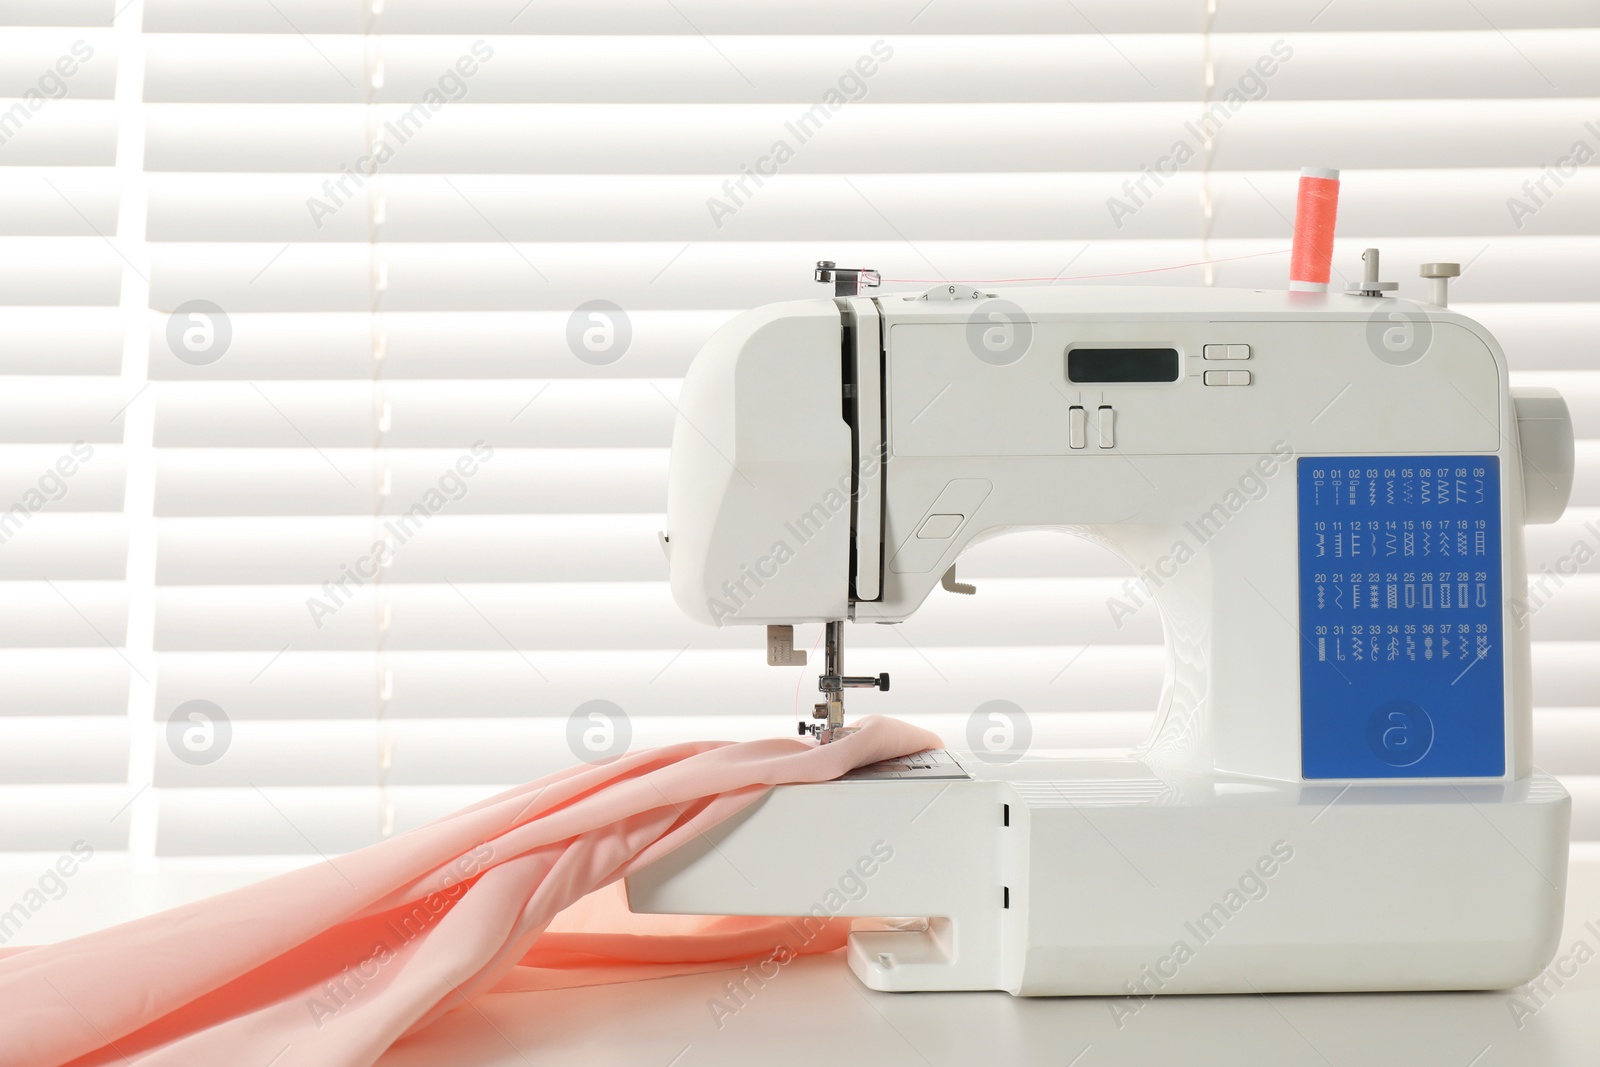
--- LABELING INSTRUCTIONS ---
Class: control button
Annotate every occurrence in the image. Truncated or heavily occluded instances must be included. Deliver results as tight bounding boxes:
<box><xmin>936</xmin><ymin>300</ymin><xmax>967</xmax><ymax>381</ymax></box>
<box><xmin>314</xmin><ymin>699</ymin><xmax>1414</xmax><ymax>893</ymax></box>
<box><xmin>1068</xmin><ymin>405</ymin><xmax>1086</xmax><ymax>449</ymax></box>
<box><xmin>1097</xmin><ymin>405</ymin><xmax>1114</xmax><ymax>448</ymax></box>
<box><xmin>916</xmin><ymin>513</ymin><xmax>964</xmax><ymax>539</ymax></box>
<box><xmin>1203</xmin><ymin>369</ymin><xmax>1251</xmax><ymax>386</ymax></box>
<box><xmin>1203</xmin><ymin>344</ymin><xmax>1251</xmax><ymax>360</ymax></box>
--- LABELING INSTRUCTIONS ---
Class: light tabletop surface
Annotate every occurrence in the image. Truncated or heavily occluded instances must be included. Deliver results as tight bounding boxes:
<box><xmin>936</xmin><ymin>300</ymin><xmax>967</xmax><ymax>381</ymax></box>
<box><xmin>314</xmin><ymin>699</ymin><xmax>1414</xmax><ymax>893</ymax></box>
<box><xmin>5</xmin><ymin>847</ymin><xmax>1597</xmax><ymax>1066</ymax></box>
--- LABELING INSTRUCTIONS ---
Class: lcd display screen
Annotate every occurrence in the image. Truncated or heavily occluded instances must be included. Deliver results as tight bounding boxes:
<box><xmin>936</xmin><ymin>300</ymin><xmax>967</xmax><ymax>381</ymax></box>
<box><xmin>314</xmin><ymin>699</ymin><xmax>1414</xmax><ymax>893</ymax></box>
<box><xmin>1066</xmin><ymin>348</ymin><xmax>1180</xmax><ymax>383</ymax></box>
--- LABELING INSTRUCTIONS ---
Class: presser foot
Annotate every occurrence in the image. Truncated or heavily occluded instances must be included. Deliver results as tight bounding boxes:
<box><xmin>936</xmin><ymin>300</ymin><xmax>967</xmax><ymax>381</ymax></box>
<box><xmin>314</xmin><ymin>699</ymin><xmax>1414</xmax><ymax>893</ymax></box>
<box><xmin>806</xmin><ymin>703</ymin><xmax>857</xmax><ymax>748</ymax></box>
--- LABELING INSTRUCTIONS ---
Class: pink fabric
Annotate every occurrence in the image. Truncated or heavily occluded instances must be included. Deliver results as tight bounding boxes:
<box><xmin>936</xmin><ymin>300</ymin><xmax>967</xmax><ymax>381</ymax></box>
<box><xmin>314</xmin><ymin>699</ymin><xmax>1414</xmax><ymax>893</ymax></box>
<box><xmin>0</xmin><ymin>717</ymin><xmax>941</xmax><ymax>1067</ymax></box>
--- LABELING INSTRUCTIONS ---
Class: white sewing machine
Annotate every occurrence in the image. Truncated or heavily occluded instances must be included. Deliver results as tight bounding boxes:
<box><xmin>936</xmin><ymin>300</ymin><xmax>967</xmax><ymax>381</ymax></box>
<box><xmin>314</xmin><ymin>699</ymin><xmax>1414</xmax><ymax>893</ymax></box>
<box><xmin>628</xmin><ymin>248</ymin><xmax>1576</xmax><ymax>996</ymax></box>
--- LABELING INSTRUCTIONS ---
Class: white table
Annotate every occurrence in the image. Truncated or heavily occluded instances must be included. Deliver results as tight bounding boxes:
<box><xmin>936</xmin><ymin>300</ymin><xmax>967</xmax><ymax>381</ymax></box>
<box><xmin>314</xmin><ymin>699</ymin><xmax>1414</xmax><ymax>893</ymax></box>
<box><xmin>378</xmin><ymin>850</ymin><xmax>1600</xmax><ymax>1066</ymax></box>
<box><xmin>6</xmin><ymin>848</ymin><xmax>1597</xmax><ymax>1066</ymax></box>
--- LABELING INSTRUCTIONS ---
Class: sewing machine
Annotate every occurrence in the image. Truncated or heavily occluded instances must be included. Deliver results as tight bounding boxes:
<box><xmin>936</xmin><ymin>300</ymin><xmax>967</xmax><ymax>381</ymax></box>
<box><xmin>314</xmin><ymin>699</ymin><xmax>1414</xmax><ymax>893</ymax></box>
<box><xmin>629</xmin><ymin>251</ymin><xmax>1576</xmax><ymax>996</ymax></box>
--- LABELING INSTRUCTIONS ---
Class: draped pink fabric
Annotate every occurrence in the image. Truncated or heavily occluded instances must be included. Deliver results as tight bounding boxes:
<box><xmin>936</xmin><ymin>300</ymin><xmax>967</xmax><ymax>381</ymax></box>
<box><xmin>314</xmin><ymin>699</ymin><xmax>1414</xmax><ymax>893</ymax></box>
<box><xmin>0</xmin><ymin>717</ymin><xmax>942</xmax><ymax>1067</ymax></box>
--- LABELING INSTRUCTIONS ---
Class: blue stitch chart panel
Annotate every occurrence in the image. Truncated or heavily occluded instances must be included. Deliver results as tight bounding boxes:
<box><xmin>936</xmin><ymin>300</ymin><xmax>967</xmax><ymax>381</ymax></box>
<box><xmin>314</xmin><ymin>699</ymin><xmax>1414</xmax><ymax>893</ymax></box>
<box><xmin>1297</xmin><ymin>457</ymin><xmax>1504</xmax><ymax>779</ymax></box>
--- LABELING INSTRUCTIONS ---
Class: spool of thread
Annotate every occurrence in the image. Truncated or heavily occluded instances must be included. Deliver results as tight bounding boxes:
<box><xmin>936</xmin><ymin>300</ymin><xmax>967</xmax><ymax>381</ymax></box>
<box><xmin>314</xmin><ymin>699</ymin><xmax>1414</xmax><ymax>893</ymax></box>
<box><xmin>1289</xmin><ymin>166</ymin><xmax>1340</xmax><ymax>292</ymax></box>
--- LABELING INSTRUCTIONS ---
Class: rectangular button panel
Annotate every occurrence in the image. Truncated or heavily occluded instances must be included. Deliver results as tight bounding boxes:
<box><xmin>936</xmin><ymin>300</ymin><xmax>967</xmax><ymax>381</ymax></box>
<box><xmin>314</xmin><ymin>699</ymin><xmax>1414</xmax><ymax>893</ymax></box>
<box><xmin>1097</xmin><ymin>405</ymin><xmax>1114</xmax><ymax>448</ymax></box>
<box><xmin>1203</xmin><ymin>344</ymin><xmax>1251</xmax><ymax>360</ymax></box>
<box><xmin>1203</xmin><ymin>369</ymin><xmax>1251</xmax><ymax>386</ymax></box>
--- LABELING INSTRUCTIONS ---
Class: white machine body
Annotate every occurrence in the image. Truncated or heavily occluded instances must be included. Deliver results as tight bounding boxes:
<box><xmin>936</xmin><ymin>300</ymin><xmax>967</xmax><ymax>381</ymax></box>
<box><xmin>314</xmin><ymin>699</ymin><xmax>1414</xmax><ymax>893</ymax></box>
<box><xmin>636</xmin><ymin>282</ymin><xmax>1576</xmax><ymax>995</ymax></box>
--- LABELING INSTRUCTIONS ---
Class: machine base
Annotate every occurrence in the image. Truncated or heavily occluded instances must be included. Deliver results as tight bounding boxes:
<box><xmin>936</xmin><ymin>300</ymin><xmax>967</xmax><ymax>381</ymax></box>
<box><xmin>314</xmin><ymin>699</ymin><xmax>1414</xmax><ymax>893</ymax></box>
<box><xmin>625</xmin><ymin>752</ymin><xmax>1571</xmax><ymax>995</ymax></box>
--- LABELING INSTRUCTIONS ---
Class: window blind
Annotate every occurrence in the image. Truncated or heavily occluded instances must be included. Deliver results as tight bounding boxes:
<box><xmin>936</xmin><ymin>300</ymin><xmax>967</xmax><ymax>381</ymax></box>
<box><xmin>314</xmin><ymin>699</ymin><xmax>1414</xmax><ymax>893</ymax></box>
<box><xmin>1</xmin><ymin>0</ymin><xmax>1595</xmax><ymax>869</ymax></box>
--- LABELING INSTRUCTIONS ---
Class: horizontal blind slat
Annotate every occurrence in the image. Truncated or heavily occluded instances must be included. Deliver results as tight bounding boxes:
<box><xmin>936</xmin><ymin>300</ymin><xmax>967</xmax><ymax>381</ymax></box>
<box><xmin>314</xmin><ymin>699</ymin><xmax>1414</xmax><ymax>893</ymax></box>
<box><xmin>154</xmin><ymin>515</ymin><xmax>667</xmax><ymax>584</ymax></box>
<box><xmin>0</xmin><ymin>650</ymin><xmax>130</xmax><ymax>715</ymax></box>
<box><xmin>144</xmin><ymin>309</ymin><xmax>724</xmax><ymax>380</ymax></box>
<box><xmin>138</xmin><ymin>33</ymin><xmax>1600</xmax><ymax>105</ymax></box>
<box><xmin>0</xmin><ymin>446</ymin><xmax>125</xmax><ymax>508</ymax></box>
<box><xmin>0</xmin><ymin>718</ymin><xmax>127</xmax><ymax>782</ymax></box>
<box><xmin>0</xmin><ymin>385</ymin><xmax>130</xmax><ymax>443</ymax></box>
<box><xmin>0</xmin><ymin>0</ymin><xmax>111</xmax><ymax>28</ymax></box>
<box><xmin>0</xmin><ymin>106</ymin><xmax>115</xmax><ymax>165</ymax></box>
<box><xmin>136</xmin><ymin>0</ymin><xmax>1600</xmax><ymax>35</ymax></box>
<box><xmin>0</xmin><ymin>786</ymin><xmax>129</xmax><ymax>852</ymax></box>
<box><xmin>152</xmin><ymin>380</ymin><xmax>677</xmax><ymax>447</ymax></box>
<box><xmin>0</xmin><ymin>244</ymin><xmax>122</xmax><ymax>306</ymax></box>
<box><xmin>154</xmin><ymin>448</ymin><xmax>666</xmax><ymax>515</ymax></box>
<box><xmin>142</xmin><ymin>170</ymin><xmax>1600</xmax><ymax>245</ymax></box>
<box><xmin>0</xmin><ymin>309</ymin><xmax>126</xmax><ymax>375</ymax></box>
<box><xmin>0</xmin><ymin>172</ymin><xmax>118</xmax><ymax>237</ymax></box>
<box><xmin>0</xmin><ymin>514</ymin><xmax>127</xmax><ymax>579</ymax></box>
<box><xmin>0</xmin><ymin>582</ymin><xmax>127</xmax><ymax>648</ymax></box>
<box><xmin>141</xmin><ymin>100</ymin><xmax>1600</xmax><ymax>174</ymax></box>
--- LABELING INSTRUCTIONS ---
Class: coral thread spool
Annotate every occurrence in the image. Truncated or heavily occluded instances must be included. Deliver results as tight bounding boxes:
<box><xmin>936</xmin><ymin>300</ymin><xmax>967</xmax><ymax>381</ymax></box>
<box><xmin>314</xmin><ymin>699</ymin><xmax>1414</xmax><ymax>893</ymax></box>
<box><xmin>1289</xmin><ymin>166</ymin><xmax>1340</xmax><ymax>292</ymax></box>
